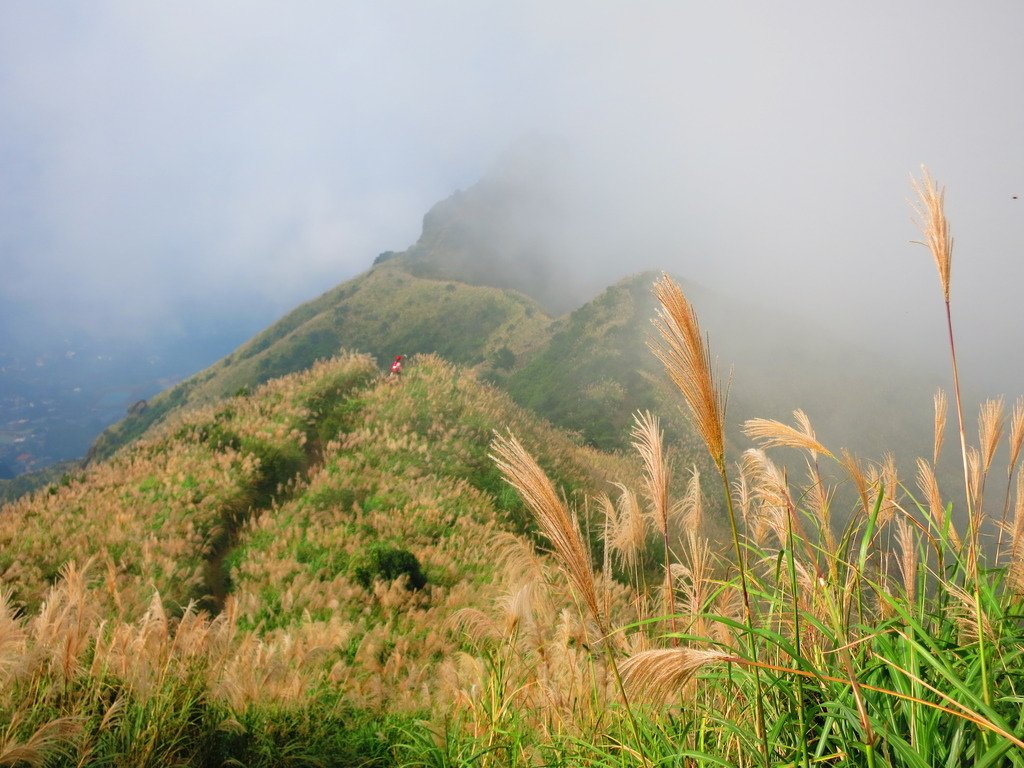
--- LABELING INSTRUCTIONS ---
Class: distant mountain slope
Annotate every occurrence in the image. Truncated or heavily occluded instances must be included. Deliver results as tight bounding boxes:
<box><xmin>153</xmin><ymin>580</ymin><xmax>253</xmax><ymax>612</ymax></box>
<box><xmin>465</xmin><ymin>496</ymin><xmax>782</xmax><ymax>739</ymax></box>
<box><xmin>501</xmin><ymin>273</ymin><xmax>710</xmax><ymax>459</ymax></box>
<box><xmin>499</xmin><ymin>268</ymin><xmax>940</xmax><ymax>485</ymax></box>
<box><xmin>81</xmin><ymin>153</ymin><xmax>943</xmax><ymax>508</ymax></box>
<box><xmin>88</xmin><ymin>263</ymin><xmax>552</xmax><ymax>463</ymax></box>
<box><xmin>388</xmin><ymin>140</ymin><xmax>587</xmax><ymax>314</ymax></box>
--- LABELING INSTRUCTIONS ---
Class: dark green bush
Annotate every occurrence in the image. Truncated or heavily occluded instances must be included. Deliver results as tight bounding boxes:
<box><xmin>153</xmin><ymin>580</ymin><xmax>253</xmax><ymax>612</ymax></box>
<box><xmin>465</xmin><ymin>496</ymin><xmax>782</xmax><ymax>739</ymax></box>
<box><xmin>351</xmin><ymin>542</ymin><xmax>426</xmax><ymax>591</ymax></box>
<box><xmin>491</xmin><ymin>345</ymin><xmax>515</xmax><ymax>370</ymax></box>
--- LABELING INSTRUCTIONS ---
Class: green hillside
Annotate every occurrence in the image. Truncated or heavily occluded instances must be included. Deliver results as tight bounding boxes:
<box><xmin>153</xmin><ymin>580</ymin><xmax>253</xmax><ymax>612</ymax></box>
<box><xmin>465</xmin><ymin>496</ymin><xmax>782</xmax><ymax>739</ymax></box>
<box><xmin>3</xmin><ymin>323</ymin><xmax>1020</xmax><ymax>768</ymax></box>
<box><xmin>2</xmin><ymin>162</ymin><xmax>1019</xmax><ymax>765</ymax></box>
<box><xmin>502</xmin><ymin>273</ymin><xmax>714</xmax><ymax>462</ymax></box>
<box><xmin>83</xmin><ymin>158</ymin><xmax>939</xmax><ymax>493</ymax></box>
<box><xmin>2</xmin><ymin>296</ymin><xmax>1020</xmax><ymax>766</ymax></box>
<box><xmin>0</xmin><ymin>353</ymin><xmax>644</xmax><ymax>763</ymax></box>
<box><xmin>87</xmin><ymin>263</ymin><xmax>552</xmax><ymax>463</ymax></box>
<box><xmin>6</xmin><ymin>354</ymin><xmax>627</xmax><ymax>614</ymax></box>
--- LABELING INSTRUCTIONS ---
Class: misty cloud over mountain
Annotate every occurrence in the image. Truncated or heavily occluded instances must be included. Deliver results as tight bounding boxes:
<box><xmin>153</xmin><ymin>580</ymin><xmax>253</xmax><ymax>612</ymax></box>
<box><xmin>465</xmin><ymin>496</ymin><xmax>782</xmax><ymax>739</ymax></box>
<box><xmin>2</xmin><ymin>3</ymin><xmax>1022</xmax><ymax>394</ymax></box>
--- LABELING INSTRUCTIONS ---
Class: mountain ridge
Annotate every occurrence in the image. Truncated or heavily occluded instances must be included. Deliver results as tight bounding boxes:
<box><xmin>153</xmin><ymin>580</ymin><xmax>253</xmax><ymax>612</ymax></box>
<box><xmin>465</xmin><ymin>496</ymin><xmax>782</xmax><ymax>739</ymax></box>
<box><xmin>8</xmin><ymin>158</ymin><xmax>942</xmax><ymax>509</ymax></box>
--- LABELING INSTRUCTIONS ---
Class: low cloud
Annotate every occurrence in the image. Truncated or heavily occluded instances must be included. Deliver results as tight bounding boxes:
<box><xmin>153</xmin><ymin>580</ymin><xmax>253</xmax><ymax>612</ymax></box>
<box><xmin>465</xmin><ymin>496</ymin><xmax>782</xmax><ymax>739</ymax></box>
<box><xmin>1</xmin><ymin>2</ymin><xmax>1021</xmax><ymax>388</ymax></box>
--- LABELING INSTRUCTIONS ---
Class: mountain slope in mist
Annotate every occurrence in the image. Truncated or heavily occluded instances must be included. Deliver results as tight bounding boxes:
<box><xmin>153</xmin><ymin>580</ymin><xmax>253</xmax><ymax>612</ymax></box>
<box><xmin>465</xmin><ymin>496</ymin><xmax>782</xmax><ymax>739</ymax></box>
<box><xmin>82</xmin><ymin>155</ymin><xmax>942</xmax><ymax>495</ymax></box>
<box><xmin>87</xmin><ymin>262</ymin><xmax>552</xmax><ymax>463</ymax></box>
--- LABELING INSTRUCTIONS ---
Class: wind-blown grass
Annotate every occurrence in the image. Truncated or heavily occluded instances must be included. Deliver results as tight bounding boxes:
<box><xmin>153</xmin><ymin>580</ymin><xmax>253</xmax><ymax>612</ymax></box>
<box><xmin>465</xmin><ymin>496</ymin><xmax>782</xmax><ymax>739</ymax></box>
<box><xmin>429</xmin><ymin>175</ymin><xmax>1024</xmax><ymax>767</ymax></box>
<box><xmin>3</xmin><ymin>172</ymin><xmax>1023</xmax><ymax>767</ymax></box>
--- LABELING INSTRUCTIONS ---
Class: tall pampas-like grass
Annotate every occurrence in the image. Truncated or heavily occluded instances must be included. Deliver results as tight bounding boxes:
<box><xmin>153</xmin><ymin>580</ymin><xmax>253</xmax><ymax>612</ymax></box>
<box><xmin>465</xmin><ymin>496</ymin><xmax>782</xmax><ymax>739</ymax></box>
<box><xmin>998</xmin><ymin>396</ymin><xmax>1024</xmax><ymax>554</ymax></box>
<box><xmin>490</xmin><ymin>432</ymin><xmax>602</xmax><ymax>631</ymax></box>
<box><xmin>0</xmin><ymin>717</ymin><xmax>81</xmax><ymax>768</ymax></box>
<box><xmin>976</xmin><ymin>397</ymin><xmax>1005</xmax><ymax>512</ymax></box>
<box><xmin>916</xmin><ymin>457</ymin><xmax>960</xmax><ymax>550</ymax></box>
<box><xmin>1005</xmin><ymin>471</ymin><xmax>1024</xmax><ymax>594</ymax></box>
<box><xmin>933</xmin><ymin>389</ymin><xmax>948</xmax><ymax>466</ymax></box>
<box><xmin>609</xmin><ymin>483</ymin><xmax>647</xmax><ymax>575</ymax></box>
<box><xmin>912</xmin><ymin>166</ymin><xmax>990</xmax><ymax>709</ymax></box>
<box><xmin>490</xmin><ymin>430</ymin><xmax>650</xmax><ymax>766</ymax></box>
<box><xmin>894</xmin><ymin>515</ymin><xmax>918</xmax><ymax>605</ymax></box>
<box><xmin>631</xmin><ymin>411</ymin><xmax>677</xmax><ymax>636</ymax></box>
<box><xmin>911</xmin><ymin>167</ymin><xmax>952</xmax><ymax>302</ymax></box>
<box><xmin>742</xmin><ymin>410</ymin><xmax>833</xmax><ymax>461</ymax></box>
<box><xmin>620</xmin><ymin>647</ymin><xmax>731</xmax><ymax>702</ymax></box>
<box><xmin>650</xmin><ymin>275</ymin><xmax>727</xmax><ymax>471</ymax></box>
<box><xmin>678</xmin><ymin>466</ymin><xmax>704</xmax><ymax>532</ymax></box>
<box><xmin>650</xmin><ymin>273</ymin><xmax>767</xmax><ymax>757</ymax></box>
<box><xmin>912</xmin><ymin>168</ymin><xmax>972</xmax><ymax>530</ymax></box>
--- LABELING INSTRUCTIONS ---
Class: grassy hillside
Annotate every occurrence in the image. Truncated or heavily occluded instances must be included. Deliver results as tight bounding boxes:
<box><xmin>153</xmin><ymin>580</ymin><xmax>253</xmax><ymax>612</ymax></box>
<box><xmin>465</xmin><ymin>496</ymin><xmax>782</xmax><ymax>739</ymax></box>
<box><xmin>2</xmin><ymin>289</ymin><xmax>1021</xmax><ymax>766</ymax></box>
<box><xmin>0</xmin><ymin>460</ymin><xmax>79</xmax><ymax>506</ymax></box>
<box><xmin>87</xmin><ymin>263</ymin><xmax>552</xmax><ymax>464</ymax></box>
<box><xmin>79</xmin><ymin>158</ymin><xmax>940</xmax><ymax>505</ymax></box>
<box><xmin>502</xmin><ymin>273</ymin><xmax>717</xmax><ymax>480</ymax></box>
<box><xmin>0</xmin><ymin>352</ymin><xmax>646</xmax><ymax>764</ymax></box>
<box><xmin>4</xmin><ymin>354</ymin><xmax>628</xmax><ymax>613</ymax></box>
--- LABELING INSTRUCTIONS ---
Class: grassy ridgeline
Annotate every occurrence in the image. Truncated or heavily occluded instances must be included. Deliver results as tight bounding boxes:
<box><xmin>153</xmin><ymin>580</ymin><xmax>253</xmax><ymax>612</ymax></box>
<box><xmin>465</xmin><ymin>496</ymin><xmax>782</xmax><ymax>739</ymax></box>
<box><xmin>2</xmin><ymin>338</ymin><xmax>1022</xmax><ymax>765</ymax></box>
<box><xmin>0</xmin><ymin>353</ymin><xmax>639</xmax><ymax>764</ymax></box>
<box><xmin>86</xmin><ymin>263</ymin><xmax>552</xmax><ymax>465</ymax></box>
<box><xmin>5</xmin><ymin>175</ymin><xmax>1022</xmax><ymax>766</ymax></box>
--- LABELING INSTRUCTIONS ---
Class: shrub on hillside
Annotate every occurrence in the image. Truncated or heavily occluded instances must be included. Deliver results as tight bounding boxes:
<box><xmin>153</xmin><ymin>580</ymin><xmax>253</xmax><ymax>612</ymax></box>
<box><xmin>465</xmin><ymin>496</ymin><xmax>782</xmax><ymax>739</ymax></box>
<box><xmin>351</xmin><ymin>542</ymin><xmax>427</xmax><ymax>591</ymax></box>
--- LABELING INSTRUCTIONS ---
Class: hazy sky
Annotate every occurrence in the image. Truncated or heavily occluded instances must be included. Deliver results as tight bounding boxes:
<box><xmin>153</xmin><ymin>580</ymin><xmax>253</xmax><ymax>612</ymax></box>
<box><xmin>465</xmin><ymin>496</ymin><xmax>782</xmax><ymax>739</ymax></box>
<box><xmin>2</xmin><ymin>2</ymin><xmax>1022</xmax><ymax>388</ymax></box>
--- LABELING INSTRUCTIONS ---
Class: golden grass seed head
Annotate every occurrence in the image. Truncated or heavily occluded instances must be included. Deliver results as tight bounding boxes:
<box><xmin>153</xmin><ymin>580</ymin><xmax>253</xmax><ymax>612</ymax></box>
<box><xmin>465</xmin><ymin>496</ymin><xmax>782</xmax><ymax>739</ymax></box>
<box><xmin>934</xmin><ymin>388</ymin><xmax>948</xmax><ymax>465</ymax></box>
<box><xmin>650</xmin><ymin>274</ymin><xmax>727</xmax><ymax>471</ymax></box>
<box><xmin>911</xmin><ymin>166</ymin><xmax>953</xmax><ymax>302</ymax></box>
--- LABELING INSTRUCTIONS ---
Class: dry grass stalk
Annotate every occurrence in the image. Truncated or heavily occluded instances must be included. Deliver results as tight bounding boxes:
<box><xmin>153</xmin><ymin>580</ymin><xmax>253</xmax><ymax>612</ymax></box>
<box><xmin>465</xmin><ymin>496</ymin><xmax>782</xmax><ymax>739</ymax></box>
<box><xmin>675</xmin><ymin>532</ymin><xmax>713</xmax><ymax>637</ymax></box>
<box><xmin>945</xmin><ymin>581</ymin><xmax>996</xmax><ymax>645</ymax></box>
<box><xmin>934</xmin><ymin>388</ymin><xmax>948</xmax><ymax>465</ymax></box>
<box><xmin>894</xmin><ymin>515</ymin><xmax>918</xmax><ymax>604</ymax></box>
<box><xmin>967</xmin><ymin>447</ymin><xmax>982</xmax><ymax>519</ymax></box>
<box><xmin>0</xmin><ymin>592</ymin><xmax>27</xmax><ymax>686</ymax></box>
<box><xmin>597</xmin><ymin>492</ymin><xmax>617</xmax><ymax>618</ymax></box>
<box><xmin>732</xmin><ymin>462</ymin><xmax>752</xmax><ymax>529</ymax></box>
<box><xmin>447</xmin><ymin>608</ymin><xmax>503</xmax><ymax>644</ymax></box>
<box><xmin>1005</xmin><ymin>471</ymin><xmax>1024</xmax><ymax>594</ymax></box>
<box><xmin>911</xmin><ymin>173</ymin><xmax>985</xmax><ymax>710</ymax></box>
<box><xmin>620</xmin><ymin>647</ymin><xmax>731</xmax><ymax>702</ymax></box>
<box><xmin>804</xmin><ymin>458</ymin><xmax>836</xmax><ymax>553</ymax></box>
<box><xmin>911</xmin><ymin>166</ymin><xmax>952</xmax><ymax>302</ymax></box>
<box><xmin>978</xmin><ymin>397</ymin><xmax>1005</xmax><ymax>484</ymax></box>
<box><xmin>677</xmin><ymin>466</ymin><xmax>704</xmax><ymax>532</ymax></box>
<box><xmin>609</xmin><ymin>484</ymin><xmax>647</xmax><ymax>574</ymax></box>
<box><xmin>841</xmin><ymin>449</ymin><xmax>871</xmax><ymax>518</ymax></box>
<box><xmin>869</xmin><ymin>453</ymin><xmax>900</xmax><ymax>530</ymax></box>
<box><xmin>650</xmin><ymin>275</ymin><xmax>767</xmax><ymax>753</ymax></box>
<box><xmin>998</xmin><ymin>396</ymin><xmax>1024</xmax><ymax>554</ymax></box>
<box><xmin>916</xmin><ymin>458</ymin><xmax>960</xmax><ymax>549</ymax></box>
<box><xmin>741</xmin><ymin>449</ymin><xmax>801</xmax><ymax>548</ymax></box>
<box><xmin>30</xmin><ymin>561</ymin><xmax>98</xmax><ymax>684</ymax></box>
<box><xmin>650</xmin><ymin>274</ymin><xmax>726</xmax><ymax>470</ymax></box>
<box><xmin>912</xmin><ymin>167</ymin><xmax>975</xmax><ymax>533</ymax></box>
<box><xmin>1009</xmin><ymin>396</ymin><xmax>1024</xmax><ymax>478</ymax></box>
<box><xmin>742</xmin><ymin>410</ymin><xmax>833</xmax><ymax>460</ymax></box>
<box><xmin>490</xmin><ymin>432</ymin><xmax>603</xmax><ymax>631</ymax></box>
<box><xmin>632</xmin><ymin>411</ymin><xmax>671</xmax><ymax>537</ymax></box>
<box><xmin>631</xmin><ymin>410</ymin><xmax>678</xmax><ymax>636</ymax></box>
<box><xmin>0</xmin><ymin>717</ymin><xmax>81</xmax><ymax>768</ymax></box>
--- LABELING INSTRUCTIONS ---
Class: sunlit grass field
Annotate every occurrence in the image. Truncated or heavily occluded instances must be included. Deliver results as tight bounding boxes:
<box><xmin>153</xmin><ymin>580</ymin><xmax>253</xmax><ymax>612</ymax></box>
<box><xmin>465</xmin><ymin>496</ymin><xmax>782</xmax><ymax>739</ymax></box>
<box><xmin>2</xmin><ymin>172</ymin><xmax>1022</xmax><ymax>766</ymax></box>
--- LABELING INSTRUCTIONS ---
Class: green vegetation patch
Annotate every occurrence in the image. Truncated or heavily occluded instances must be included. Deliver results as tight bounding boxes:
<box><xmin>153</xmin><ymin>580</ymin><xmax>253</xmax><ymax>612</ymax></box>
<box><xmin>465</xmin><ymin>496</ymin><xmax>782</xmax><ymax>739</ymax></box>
<box><xmin>351</xmin><ymin>542</ymin><xmax>427</xmax><ymax>591</ymax></box>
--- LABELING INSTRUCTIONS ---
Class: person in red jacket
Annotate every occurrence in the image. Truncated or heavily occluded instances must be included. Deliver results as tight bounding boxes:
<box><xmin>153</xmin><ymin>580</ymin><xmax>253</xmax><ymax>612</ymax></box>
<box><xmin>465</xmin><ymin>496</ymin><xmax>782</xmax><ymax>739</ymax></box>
<box><xmin>389</xmin><ymin>355</ymin><xmax>403</xmax><ymax>381</ymax></box>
